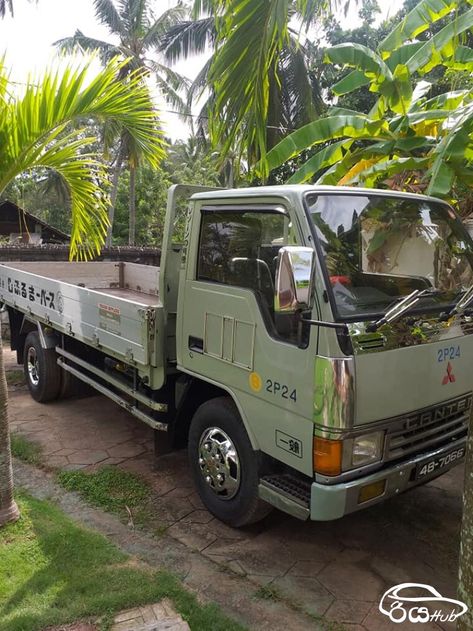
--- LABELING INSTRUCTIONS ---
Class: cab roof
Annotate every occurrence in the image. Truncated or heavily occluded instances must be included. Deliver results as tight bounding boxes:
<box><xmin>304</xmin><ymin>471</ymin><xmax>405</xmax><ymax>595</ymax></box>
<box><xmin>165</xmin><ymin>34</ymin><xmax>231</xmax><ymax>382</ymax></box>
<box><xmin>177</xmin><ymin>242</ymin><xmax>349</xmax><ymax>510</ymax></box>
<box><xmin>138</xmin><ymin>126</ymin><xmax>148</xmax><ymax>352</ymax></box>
<box><xmin>190</xmin><ymin>184</ymin><xmax>448</xmax><ymax>206</ymax></box>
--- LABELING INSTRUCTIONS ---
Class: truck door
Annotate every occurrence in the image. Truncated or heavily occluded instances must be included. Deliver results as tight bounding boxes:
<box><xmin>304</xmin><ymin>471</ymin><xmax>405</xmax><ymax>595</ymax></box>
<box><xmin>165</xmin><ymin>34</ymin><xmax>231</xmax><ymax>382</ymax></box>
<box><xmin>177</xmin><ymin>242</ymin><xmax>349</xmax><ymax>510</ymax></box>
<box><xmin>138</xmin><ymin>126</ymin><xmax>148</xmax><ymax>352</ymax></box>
<box><xmin>178</xmin><ymin>201</ymin><xmax>318</xmax><ymax>476</ymax></box>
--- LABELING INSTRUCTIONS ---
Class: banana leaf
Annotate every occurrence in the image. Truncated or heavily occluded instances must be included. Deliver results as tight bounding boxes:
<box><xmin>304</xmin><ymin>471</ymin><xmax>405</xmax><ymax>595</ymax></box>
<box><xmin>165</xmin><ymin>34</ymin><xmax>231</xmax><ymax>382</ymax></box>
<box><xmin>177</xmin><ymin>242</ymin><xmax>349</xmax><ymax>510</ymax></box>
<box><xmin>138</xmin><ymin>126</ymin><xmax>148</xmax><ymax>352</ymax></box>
<box><xmin>265</xmin><ymin>115</ymin><xmax>391</xmax><ymax>173</ymax></box>
<box><xmin>379</xmin><ymin>0</ymin><xmax>459</xmax><ymax>58</ymax></box>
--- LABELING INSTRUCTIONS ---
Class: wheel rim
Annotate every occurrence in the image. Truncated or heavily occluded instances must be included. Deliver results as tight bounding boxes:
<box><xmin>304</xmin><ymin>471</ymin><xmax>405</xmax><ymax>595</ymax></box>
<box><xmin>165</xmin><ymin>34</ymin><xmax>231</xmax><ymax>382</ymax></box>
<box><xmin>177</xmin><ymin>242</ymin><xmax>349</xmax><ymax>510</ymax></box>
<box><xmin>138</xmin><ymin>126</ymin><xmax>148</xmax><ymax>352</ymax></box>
<box><xmin>198</xmin><ymin>427</ymin><xmax>241</xmax><ymax>500</ymax></box>
<box><xmin>27</xmin><ymin>347</ymin><xmax>40</xmax><ymax>386</ymax></box>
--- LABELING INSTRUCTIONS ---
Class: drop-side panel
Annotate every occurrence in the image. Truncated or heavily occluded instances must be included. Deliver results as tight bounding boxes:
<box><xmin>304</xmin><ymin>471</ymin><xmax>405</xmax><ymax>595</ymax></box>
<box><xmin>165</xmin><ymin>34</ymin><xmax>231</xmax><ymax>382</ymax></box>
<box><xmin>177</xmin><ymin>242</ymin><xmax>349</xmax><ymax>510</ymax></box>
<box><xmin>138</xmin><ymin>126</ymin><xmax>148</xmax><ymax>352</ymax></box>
<box><xmin>0</xmin><ymin>263</ymin><xmax>163</xmax><ymax>368</ymax></box>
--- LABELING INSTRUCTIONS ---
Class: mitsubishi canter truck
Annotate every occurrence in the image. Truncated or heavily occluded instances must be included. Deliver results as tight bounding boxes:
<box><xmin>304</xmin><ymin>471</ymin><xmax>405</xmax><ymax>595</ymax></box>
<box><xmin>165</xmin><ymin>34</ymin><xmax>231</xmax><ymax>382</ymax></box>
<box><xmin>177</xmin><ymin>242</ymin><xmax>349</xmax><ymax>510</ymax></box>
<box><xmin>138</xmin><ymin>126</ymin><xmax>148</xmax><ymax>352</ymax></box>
<box><xmin>1</xmin><ymin>184</ymin><xmax>472</xmax><ymax>527</ymax></box>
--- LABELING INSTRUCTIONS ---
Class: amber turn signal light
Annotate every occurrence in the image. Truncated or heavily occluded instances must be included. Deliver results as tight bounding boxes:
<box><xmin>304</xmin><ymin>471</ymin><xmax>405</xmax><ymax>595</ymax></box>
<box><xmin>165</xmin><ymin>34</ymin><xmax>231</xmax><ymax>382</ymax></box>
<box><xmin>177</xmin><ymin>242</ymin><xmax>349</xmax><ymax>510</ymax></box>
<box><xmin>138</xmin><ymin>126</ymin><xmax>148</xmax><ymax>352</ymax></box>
<box><xmin>358</xmin><ymin>480</ymin><xmax>386</xmax><ymax>504</ymax></box>
<box><xmin>313</xmin><ymin>437</ymin><xmax>342</xmax><ymax>476</ymax></box>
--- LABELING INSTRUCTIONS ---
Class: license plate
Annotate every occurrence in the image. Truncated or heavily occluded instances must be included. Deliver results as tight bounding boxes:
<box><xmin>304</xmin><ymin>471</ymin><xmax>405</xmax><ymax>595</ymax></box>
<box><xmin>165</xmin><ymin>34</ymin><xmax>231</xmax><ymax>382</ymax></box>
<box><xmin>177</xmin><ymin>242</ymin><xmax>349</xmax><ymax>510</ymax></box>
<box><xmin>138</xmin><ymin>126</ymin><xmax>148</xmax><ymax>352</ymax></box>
<box><xmin>415</xmin><ymin>446</ymin><xmax>466</xmax><ymax>479</ymax></box>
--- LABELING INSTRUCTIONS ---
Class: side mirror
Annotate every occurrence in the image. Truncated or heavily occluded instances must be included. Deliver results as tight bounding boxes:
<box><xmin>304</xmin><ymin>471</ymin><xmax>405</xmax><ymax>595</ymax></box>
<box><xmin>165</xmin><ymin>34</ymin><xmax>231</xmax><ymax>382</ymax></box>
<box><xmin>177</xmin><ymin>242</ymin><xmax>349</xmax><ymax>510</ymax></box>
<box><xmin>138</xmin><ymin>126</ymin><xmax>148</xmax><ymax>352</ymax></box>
<box><xmin>275</xmin><ymin>246</ymin><xmax>315</xmax><ymax>313</ymax></box>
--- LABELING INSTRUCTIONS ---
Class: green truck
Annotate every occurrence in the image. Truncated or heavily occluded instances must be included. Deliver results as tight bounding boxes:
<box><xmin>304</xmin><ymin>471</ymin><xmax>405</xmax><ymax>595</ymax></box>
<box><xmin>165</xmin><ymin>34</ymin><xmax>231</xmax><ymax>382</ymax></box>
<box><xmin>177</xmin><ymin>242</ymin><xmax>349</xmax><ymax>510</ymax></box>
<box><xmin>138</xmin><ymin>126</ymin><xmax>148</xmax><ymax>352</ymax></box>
<box><xmin>1</xmin><ymin>184</ymin><xmax>472</xmax><ymax>527</ymax></box>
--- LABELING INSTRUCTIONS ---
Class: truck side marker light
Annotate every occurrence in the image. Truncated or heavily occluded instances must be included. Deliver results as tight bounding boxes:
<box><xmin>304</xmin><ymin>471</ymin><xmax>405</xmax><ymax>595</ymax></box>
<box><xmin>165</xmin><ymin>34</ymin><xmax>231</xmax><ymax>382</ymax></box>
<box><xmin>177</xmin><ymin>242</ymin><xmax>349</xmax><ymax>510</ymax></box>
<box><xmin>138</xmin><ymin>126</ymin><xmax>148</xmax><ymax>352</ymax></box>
<box><xmin>358</xmin><ymin>480</ymin><xmax>386</xmax><ymax>504</ymax></box>
<box><xmin>313</xmin><ymin>437</ymin><xmax>342</xmax><ymax>476</ymax></box>
<box><xmin>249</xmin><ymin>372</ymin><xmax>262</xmax><ymax>392</ymax></box>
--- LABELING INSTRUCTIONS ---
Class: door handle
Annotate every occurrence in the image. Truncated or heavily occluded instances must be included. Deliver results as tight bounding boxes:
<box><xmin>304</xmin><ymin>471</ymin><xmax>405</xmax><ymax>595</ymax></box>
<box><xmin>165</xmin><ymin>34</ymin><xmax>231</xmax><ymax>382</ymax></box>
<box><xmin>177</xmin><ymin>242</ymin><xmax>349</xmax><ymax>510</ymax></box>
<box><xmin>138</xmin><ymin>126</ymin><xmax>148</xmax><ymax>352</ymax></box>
<box><xmin>188</xmin><ymin>336</ymin><xmax>203</xmax><ymax>353</ymax></box>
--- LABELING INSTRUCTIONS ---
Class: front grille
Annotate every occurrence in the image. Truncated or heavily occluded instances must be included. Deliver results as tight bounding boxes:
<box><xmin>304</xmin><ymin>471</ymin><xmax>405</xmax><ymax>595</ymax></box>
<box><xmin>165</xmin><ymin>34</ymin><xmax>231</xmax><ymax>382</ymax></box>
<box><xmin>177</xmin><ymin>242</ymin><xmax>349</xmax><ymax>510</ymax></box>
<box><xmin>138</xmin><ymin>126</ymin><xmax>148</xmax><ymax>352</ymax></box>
<box><xmin>356</xmin><ymin>334</ymin><xmax>386</xmax><ymax>351</ymax></box>
<box><xmin>385</xmin><ymin>394</ymin><xmax>471</xmax><ymax>461</ymax></box>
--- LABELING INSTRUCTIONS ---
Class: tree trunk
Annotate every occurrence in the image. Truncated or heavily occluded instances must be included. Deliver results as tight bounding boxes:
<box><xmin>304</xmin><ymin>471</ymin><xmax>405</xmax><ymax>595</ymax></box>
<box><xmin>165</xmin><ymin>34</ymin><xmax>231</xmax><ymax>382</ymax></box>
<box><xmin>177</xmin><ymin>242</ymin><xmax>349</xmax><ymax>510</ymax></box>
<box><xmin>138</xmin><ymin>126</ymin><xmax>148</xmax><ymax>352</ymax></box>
<box><xmin>128</xmin><ymin>164</ymin><xmax>136</xmax><ymax>246</ymax></box>
<box><xmin>458</xmin><ymin>422</ymin><xmax>473</xmax><ymax>629</ymax></box>
<box><xmin>0</xmin><ymin>329</ymin><xmax>19</xmax><ymax>527</ymax></box>
<box><xmin>105</xmin><ymin>144</ymin><xmax>125</xmax><ymax>249</ymax></box>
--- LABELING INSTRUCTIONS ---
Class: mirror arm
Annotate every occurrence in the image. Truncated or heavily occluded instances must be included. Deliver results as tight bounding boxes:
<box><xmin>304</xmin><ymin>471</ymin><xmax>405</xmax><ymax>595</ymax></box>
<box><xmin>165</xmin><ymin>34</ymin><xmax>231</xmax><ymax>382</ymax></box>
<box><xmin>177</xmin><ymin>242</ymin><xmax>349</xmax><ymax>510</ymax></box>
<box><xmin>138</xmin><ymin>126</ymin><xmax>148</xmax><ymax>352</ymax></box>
<box><xmin>300</xmin><ymin>316</ymin><xmax>349</xmax><ymax>331</ymax></box>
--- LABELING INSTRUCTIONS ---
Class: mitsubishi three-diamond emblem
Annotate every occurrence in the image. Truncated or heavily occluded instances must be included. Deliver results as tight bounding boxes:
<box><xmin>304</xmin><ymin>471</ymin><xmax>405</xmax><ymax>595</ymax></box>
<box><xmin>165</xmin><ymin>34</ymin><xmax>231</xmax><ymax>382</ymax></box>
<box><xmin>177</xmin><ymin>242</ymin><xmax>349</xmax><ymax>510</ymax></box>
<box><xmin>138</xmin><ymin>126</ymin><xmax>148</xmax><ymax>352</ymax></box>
<box><xmin>442</xmin><ymin>362</ymin><xmax>456</xmax><ymax>385</ymax></box>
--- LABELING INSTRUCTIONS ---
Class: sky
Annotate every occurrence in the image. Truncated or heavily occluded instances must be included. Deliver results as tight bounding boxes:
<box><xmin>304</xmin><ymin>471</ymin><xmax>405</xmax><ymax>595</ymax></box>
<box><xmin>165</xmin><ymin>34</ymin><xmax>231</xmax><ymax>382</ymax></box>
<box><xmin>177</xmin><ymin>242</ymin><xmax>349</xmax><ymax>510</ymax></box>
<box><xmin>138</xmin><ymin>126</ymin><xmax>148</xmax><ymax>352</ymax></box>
<box><xmin>0</xmin><ymin>0</ymin><xmax>405</xmax><ymax>140</ymax></box>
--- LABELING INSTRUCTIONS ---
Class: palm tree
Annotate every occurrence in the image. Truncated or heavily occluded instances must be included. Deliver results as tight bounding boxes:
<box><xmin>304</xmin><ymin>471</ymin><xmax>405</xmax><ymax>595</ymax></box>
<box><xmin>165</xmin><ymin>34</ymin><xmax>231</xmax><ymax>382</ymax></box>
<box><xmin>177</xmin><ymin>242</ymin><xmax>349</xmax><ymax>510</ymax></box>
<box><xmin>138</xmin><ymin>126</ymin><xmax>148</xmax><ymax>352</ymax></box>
<box><xmin>161</xmin><ymin>0</ymin><xmax>334</xmax><ymax>177</ymax></box>
<box><xmin>0</xmin><ymin>0</ymin><xmax>12</xmax><ymax>17</ymax></box>
<box><xmin>56</xmin><ymin>0</ymin><xmax>189</xmax><ymax>246</ymax></box>
<box><xmin>0</xmin><ymin>0</ymin><xmax>36</xmax><ymax>18</ymax></box>
<box><xmin>0</xmin><ymin>57</ymin><xmax>165</xmax><ymax>527</ymax></box>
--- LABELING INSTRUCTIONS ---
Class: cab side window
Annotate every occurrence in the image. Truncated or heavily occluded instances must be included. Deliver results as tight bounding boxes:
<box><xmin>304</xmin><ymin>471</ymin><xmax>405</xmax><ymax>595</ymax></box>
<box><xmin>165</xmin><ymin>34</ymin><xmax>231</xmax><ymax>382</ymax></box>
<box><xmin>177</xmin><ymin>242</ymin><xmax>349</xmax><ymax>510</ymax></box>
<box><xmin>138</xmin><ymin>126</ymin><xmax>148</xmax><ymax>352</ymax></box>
<box><xmin>197</xmin><ymin>208</ymin><xmax>300</xmax><ymax>343</ymax></box>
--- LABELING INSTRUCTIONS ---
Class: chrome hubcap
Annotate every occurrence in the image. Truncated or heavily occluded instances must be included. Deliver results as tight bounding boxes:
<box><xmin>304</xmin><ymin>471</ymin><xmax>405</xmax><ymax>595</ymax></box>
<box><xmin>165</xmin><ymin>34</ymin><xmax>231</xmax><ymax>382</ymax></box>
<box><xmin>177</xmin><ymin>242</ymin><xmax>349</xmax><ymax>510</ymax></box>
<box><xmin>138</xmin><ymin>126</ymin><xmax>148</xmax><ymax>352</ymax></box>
<box><xmin>198</xmin><ymin>427</ymin><xmax>240</xmax><ymax>499</ymax></box>
<box><xmin>27</xmin><ymin>347</ymin><xmax>39</xmax><ymax>386</ymax></box>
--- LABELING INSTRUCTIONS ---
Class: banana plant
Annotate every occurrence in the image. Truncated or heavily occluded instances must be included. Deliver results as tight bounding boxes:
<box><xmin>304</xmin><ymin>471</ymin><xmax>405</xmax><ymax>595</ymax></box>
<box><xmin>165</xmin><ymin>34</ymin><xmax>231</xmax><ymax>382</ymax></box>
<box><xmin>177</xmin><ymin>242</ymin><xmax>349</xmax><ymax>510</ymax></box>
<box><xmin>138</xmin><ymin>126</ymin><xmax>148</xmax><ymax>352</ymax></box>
<box><xmin>261</xmin><ymin>0</ymin><xmax>473</xmax><ymax>199</ymax></box>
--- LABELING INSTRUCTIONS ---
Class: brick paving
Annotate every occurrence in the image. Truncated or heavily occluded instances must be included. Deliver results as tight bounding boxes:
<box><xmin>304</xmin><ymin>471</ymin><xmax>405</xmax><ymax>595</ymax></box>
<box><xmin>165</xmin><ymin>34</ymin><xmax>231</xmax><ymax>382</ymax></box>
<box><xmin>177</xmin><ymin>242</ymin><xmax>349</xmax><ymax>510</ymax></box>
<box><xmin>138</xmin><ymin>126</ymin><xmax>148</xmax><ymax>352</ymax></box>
<box><xmin>6</xmin><ymin>348</ymin><xmax>465</xmax><ymax>631</ymax></box>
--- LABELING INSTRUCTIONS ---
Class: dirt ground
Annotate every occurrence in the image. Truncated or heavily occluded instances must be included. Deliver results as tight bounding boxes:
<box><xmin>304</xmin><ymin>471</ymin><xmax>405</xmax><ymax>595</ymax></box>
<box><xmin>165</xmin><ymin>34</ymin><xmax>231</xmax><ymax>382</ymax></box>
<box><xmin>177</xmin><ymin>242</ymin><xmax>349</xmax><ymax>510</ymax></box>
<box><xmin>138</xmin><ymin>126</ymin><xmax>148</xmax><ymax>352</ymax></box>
<box><xmin>6</xmin><ymin>348</ymin><xmax>465</xmax><ymax>631</ymax></box>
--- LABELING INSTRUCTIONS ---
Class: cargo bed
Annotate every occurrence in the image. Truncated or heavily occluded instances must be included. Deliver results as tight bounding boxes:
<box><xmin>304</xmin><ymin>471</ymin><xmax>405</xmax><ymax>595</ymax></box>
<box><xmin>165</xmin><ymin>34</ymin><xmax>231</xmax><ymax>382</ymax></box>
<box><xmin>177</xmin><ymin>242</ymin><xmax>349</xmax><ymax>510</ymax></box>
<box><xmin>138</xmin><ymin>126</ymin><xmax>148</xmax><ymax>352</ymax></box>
<box><xmin>0</xmin><ymin>261</ymin><xmax>163</xmax><ymax>372</ymax></box>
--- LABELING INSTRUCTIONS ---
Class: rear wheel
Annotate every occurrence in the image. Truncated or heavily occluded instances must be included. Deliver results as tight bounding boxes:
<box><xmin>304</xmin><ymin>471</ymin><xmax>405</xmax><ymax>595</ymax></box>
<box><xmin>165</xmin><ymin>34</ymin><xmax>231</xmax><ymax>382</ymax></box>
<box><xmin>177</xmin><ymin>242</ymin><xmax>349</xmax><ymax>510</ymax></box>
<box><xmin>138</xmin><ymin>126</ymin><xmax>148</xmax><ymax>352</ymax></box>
<box><xmin>23</xmin><ymin>332</ymin><xmax>61</xmax><ymax>402</ymax></box>
<box><xmin>188</xmin><ymin>397</ymin><xmax>271</xmax><ymax>527</ymax></box>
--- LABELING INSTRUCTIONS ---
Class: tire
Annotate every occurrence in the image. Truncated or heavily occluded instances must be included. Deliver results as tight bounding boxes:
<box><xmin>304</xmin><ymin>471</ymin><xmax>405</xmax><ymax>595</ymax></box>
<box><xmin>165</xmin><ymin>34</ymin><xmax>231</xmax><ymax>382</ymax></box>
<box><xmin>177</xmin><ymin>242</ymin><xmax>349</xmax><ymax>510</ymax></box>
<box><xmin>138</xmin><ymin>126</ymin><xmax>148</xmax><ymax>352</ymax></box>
<box><xmin>23</xmin><ymin>331</ymin><xmax>61</xmax><ymax>402</ymax></box>
<box><xmin>188</xmin><ymin>396</ymin><xmax>271</xmax><ymax>527</ymax></box>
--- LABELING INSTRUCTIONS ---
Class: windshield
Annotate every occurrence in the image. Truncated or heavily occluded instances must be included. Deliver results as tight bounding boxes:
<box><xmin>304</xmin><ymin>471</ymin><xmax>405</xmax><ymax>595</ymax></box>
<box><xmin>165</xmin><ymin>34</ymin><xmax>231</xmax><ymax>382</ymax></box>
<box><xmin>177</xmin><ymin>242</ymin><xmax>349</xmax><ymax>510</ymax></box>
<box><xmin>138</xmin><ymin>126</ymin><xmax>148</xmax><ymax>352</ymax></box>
<box><xmin>306</xmin><ymin>193</ymin><xmax>473</xmax><ymax>320</ymax></box>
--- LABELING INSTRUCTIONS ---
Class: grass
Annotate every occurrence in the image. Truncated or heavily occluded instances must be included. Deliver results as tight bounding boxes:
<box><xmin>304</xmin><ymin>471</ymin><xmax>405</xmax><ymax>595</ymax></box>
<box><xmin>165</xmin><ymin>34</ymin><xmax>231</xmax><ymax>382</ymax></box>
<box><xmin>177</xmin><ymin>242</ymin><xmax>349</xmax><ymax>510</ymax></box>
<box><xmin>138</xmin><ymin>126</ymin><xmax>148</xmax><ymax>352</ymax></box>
<box><xmin>57</xmin><ymin>466</ymin><xmax>154</xmax><ymax>527</ymax></box>
<box><xmin>10</xmin><ymin>434</ymin><xmax>43</xmax><ymax>466</ymax></box>
<box><xmin>56</xmin><ymin>467</ymin><xmax>170</xmax><ymax>536</ymax></box>
<box><xmin>253</xmin><ymin>584</ymin><xmax>283</xmax><ymax>601</ymax></box>
<box><xmin>5</xmin><ymin>370</ymin><xmax>25</xmax><ymax>386</ymax></box>
<box><xmin>0</xmin><ymin>492</ymin><xmax>246</xmax><ymax>631</ymax></box>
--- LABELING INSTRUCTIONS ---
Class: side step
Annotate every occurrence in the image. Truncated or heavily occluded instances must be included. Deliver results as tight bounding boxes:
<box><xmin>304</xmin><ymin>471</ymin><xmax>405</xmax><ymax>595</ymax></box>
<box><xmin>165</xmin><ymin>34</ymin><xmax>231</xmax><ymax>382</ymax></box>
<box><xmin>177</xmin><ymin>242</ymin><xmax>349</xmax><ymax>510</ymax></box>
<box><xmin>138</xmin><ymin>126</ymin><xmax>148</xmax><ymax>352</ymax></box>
<box><xmin>258</xmin><ymin>473</ymin><xmax>311</xmax><ymax>521</ymax></box>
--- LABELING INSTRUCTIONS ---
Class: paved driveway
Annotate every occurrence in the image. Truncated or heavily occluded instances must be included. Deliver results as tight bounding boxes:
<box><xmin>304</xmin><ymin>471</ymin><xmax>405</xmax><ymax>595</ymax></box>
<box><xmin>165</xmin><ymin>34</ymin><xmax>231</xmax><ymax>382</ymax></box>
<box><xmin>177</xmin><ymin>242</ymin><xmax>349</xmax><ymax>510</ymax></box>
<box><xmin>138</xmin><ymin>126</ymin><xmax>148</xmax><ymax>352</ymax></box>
<box><xmin>6</xmin><ymin>349</ymin><xmax>463</xmax><ymax>631</ymax></box>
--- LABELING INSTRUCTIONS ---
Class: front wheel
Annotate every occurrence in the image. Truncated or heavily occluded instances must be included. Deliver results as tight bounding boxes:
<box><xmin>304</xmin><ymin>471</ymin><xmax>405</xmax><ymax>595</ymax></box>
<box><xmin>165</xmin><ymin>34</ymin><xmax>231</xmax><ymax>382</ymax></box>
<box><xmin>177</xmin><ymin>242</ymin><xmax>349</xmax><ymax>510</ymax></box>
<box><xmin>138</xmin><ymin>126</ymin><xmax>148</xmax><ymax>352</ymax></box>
<box><xmin>188</xmin><ymin>397</ymin><xmax>271</xmax><ymax>527</ymax></box>
<box><xmin>23</xmin><ymin>331</ymin><xmax>61</xmax><ymax>402</ymax></box>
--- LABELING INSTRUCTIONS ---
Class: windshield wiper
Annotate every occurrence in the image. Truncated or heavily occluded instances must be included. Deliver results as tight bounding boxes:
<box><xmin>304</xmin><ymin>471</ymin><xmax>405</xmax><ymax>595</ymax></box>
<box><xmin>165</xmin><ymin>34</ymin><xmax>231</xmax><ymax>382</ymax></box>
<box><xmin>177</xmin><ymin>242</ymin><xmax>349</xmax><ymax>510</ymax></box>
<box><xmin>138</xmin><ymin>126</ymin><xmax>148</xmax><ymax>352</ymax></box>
<box><xmin>441</xmin><ymin>285</ymin><xmax>473</xmax><ymax>320</ymax></box>
<box><xmin>366</xmin><ymin>290</ymin><xmax>425</xmax><ymax>332</ymax></box>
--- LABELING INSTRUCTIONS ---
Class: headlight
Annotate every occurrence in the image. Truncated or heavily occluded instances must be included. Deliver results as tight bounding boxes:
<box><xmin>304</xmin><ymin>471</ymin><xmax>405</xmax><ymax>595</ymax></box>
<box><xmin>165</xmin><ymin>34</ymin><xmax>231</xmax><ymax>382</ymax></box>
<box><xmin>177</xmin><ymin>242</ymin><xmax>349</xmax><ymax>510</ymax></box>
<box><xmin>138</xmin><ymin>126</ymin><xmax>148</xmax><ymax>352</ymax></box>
<box><xmin>349</xmin><ymin>432</ymin><xmax>384</xmax><ymax>468</ymax></box>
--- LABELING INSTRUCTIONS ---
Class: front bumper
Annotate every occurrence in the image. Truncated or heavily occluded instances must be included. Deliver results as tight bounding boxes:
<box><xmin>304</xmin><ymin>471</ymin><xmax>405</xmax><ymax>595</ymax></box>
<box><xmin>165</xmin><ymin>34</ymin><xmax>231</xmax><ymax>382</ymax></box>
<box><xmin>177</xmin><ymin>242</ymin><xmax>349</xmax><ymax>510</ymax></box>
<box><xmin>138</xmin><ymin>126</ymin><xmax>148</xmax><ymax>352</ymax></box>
<box><xmin>310</xmin><ymin>436</ymin><xmax>466</xmax><ymax>521</ymax></box>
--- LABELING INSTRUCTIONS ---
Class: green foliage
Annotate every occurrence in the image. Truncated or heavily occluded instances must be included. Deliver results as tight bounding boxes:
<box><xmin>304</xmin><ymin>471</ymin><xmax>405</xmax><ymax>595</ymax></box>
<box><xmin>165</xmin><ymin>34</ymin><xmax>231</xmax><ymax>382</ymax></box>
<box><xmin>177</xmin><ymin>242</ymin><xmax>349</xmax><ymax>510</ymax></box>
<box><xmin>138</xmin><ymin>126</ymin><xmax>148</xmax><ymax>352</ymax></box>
<box><xmin>57</xmin><ymin>466</ymin><xmax>150</xmax><ymax>516</ymax></box>
<box><xmin>56</xmin><ymin>0</ymin><xmax>187</xmax><ymax>245</ymax></box>
<box><xmin>2</xmin><ymin>172</ymin><xmax>72</xmax><ymax>235</ymax></box>
<box><xmin>263</xmin><ymin>0</ymin><xmax>473</xmax><ymax>200</ymax></box>
<box><xmin>0</xmin><ymin>57</ymin><xmax>165</xmax><ymax>258</ymax></box>
<box><xmin>178</xmin><ymin>0</ymin><xmax>330</xmax><ymax>176</ymax></box>
<box><xmin>113</xmin><ymin>166</ymin><xmax>170</xmax><ymax>245</ymax></box>
<box><xmin>0</xmin><ymin>493</ymin><xmax>245</xmax><ymax>631</ymax></box>
<box><xmin>10</xmin><ymin>434</ymin><xmax>43</xmax><ymax>466</ymax></box>
<box><xmin>160</xmin><ymin>1</ymin><xmax>326</xmax><ymax>175</ymax></box>
<box><xmin>112</xmin><ymin>139</ymin><xmax>221</xmax><ymax>245</ymax></box>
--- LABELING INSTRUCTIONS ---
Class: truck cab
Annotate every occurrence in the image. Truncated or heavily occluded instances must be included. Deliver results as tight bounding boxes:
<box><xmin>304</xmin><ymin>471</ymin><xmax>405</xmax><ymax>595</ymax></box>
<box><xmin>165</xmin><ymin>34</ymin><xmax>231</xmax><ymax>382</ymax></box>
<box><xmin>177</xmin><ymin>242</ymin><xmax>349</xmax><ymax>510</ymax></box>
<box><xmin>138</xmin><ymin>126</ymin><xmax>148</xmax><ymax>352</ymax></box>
<box><xmin>175</xmin><ymin>185</ymin><xmax>473</xmax><ymax>524</ymax></box>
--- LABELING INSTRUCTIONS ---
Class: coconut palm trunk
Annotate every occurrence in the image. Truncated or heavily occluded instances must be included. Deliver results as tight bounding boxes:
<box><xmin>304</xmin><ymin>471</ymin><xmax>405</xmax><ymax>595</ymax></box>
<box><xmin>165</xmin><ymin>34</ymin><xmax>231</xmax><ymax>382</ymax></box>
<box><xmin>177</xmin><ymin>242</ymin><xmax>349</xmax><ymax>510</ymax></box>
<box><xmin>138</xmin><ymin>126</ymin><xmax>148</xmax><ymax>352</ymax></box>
<box><xmin>128</xmin><ymin>164</ymin><xmax>136</xmax><ymax>246</ymax></box>
<box><xmin>0</xmin><ymin>331</ymin><xmax>20</xmax><ymax>526</ymax></box>
<box><xmin>458</xmin><ymin>424</ymin><xmax>473</xmax><ymax>630</ymax></box>
<box><xmin>105</xmin><ymin>142</ymin><xmax>125</xmax><ymax>248</ymax></box>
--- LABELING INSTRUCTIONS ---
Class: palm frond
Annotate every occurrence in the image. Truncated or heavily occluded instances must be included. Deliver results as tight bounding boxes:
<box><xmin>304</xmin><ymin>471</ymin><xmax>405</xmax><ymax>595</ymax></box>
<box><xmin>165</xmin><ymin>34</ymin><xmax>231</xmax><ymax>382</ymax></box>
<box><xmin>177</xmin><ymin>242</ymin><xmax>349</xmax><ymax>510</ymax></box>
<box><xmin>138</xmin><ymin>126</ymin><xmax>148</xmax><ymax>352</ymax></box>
<box><xmin>148</xmin><ymin>60</ymin><xmax>191</xmax><ymax>91</ymax></box>
<box><xmin>209</xmin><ymin>0</ymin><xmax>293</xmax><ymax>171</ymax></box>
<box><xmin>0</xmin><ymin>0</ymin><xmax>12</xmax><ymax>18</ymax></box>
<box><xmin>192</xmin><ymin>0</ymin><xmax>214</xmax><ymax>19</ymax></box>
<box><xmin>93</xmin><ymin>0</ymin><xmax>125</xmax><ymax>36</ymax></box>
<box><xmin>275</xmin><ymin>41</ymin><xmax>320</xmax><ymax>131</ymax></box>
<box><xmin>54</xmin><ymin>30</ymin><xmax>122</xmax><ymax>64</ymax></box>
<box><xmin>160</xmin><ymin>17</ymin><xmax>216</xmax><ymax>63</ymax></box>
<box><xmin>0</xmin><ymin>58</ymin><xmax>165</xmax><ymax>259</ymax></box>
<box><xmin>188</xmin><ymin>56</ymin><xmax>213</xmax><ymax>105</ymax></box>
<box><xmin>142</xmin><ymin>5</ymin><xmax>187</xmax><ymax>49</ymax></box>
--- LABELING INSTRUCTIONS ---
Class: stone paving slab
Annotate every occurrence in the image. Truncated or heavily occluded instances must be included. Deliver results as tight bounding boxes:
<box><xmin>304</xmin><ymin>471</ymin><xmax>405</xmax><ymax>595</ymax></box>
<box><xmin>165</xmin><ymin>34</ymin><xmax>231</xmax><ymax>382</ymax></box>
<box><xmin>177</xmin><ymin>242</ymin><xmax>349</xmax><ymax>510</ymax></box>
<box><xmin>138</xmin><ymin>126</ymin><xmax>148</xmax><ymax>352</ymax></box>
<box><xmin>111</xmin><ymin>599</ymin><xmax>189</xmax><ymax>631</ymax></box>
<box><xmin>6</xmin><ymin>348</ymin><xmax>464</xmax><ymax>630</ymax></box>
